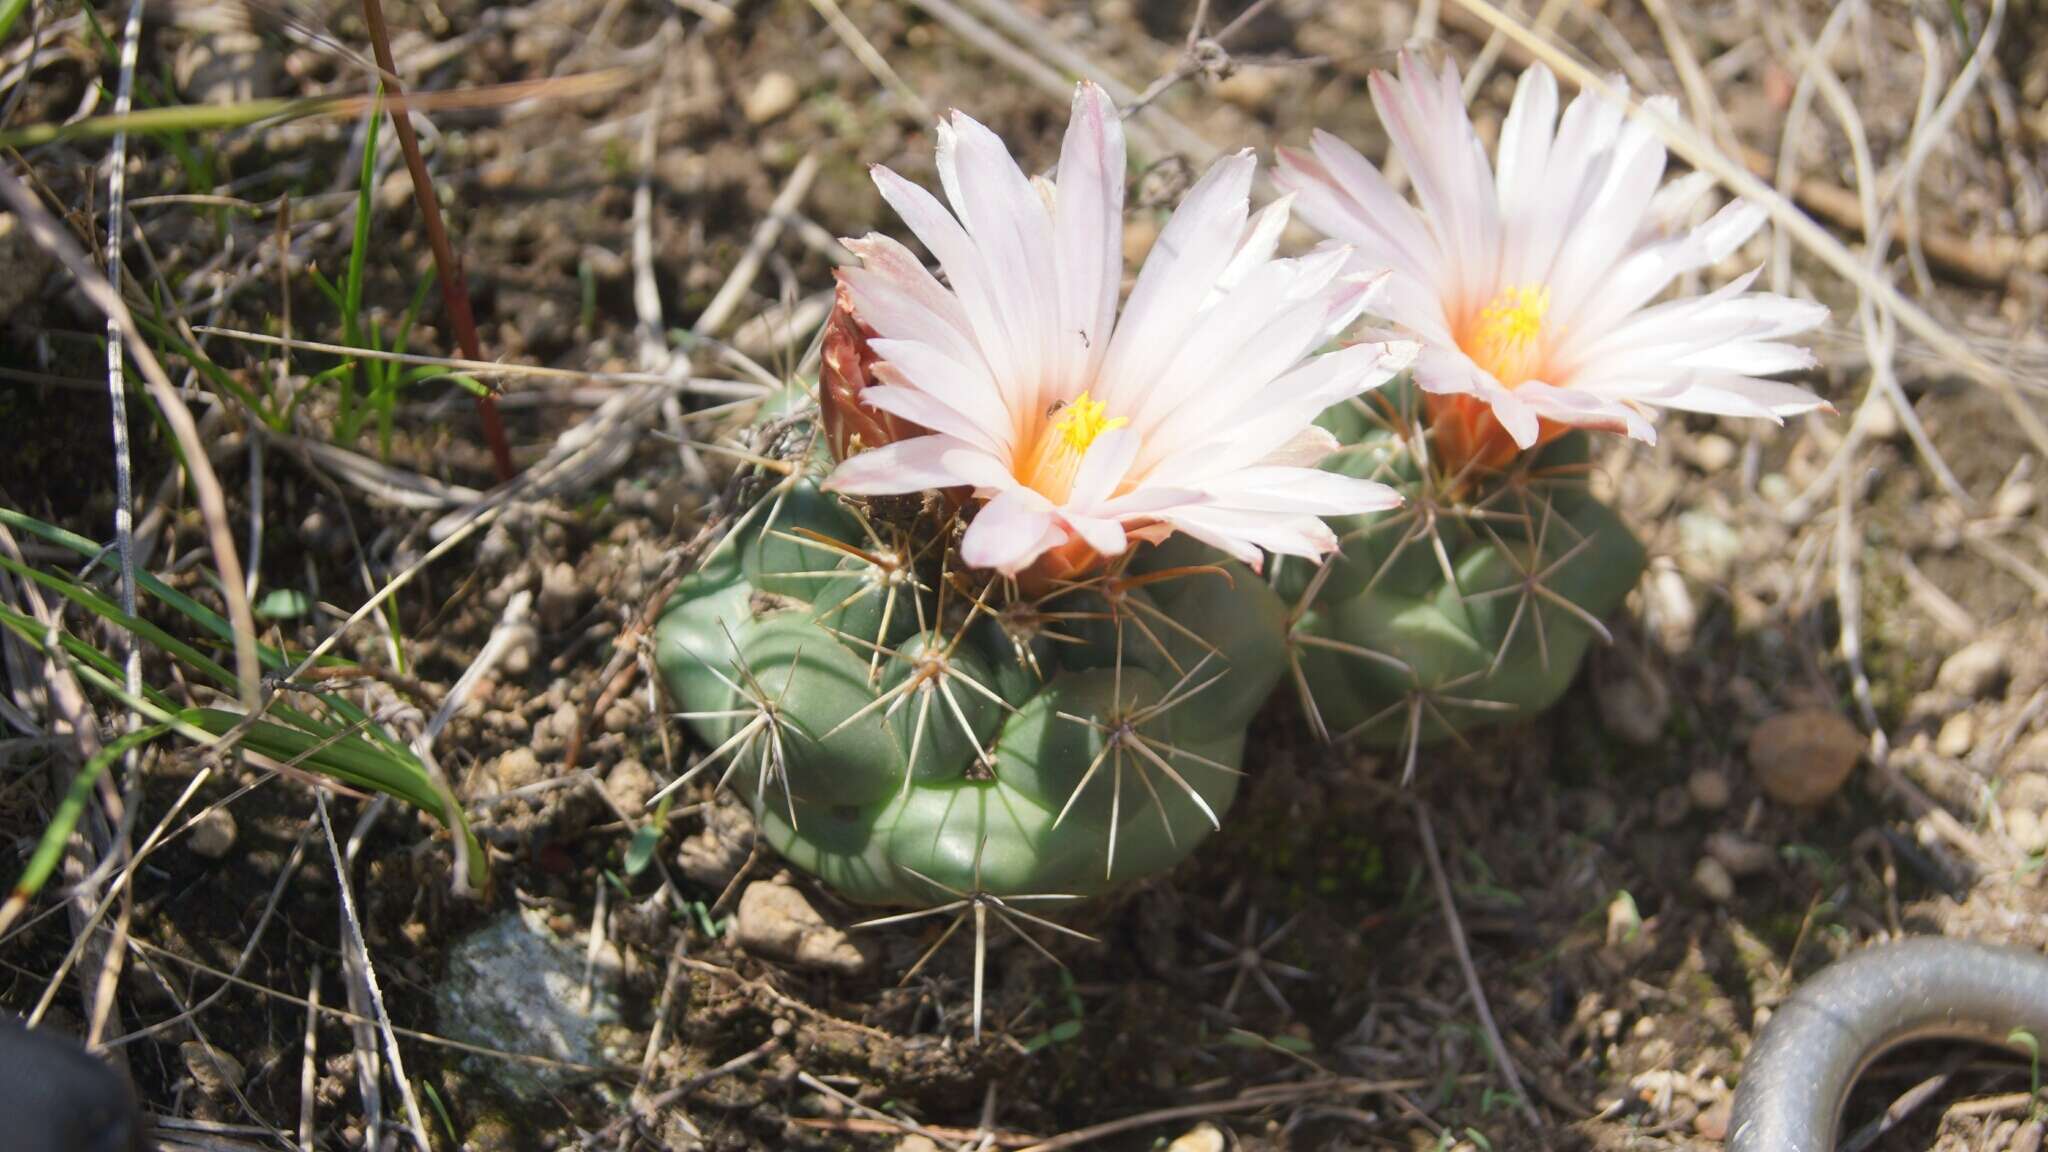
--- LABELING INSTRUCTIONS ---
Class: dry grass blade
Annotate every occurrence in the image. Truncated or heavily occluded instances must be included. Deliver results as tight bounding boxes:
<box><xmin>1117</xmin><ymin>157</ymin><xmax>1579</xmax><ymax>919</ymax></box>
<box><xmin>0</xmin><ymin>174</ymin><xmax>262</xmax><ymax>710</ymax></box>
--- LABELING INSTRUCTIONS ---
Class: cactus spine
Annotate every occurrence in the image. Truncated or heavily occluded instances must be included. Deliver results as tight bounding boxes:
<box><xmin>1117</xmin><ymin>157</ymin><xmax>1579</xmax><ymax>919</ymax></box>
<box><xmin>1277</xmin><ymin>380</ymin><xmax>1647</xmax><ymax>768</ymax></box>
<box><xmin>655</xmin><ymin>401</ymin><xmax>1288</xmax><ymax>908</ymax></box>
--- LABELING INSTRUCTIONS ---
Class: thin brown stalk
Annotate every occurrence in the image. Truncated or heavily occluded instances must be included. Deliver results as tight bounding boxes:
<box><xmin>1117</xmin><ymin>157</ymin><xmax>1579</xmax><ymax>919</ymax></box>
<box><xmin>357</xmin><ymin>0</ymin><xmax>515</xmax><ymax>482</ymax></box>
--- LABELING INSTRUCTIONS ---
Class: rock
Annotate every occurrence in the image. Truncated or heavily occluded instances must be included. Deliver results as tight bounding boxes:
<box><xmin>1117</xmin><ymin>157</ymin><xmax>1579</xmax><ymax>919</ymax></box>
<box><xmin>1215</xmin><ymin>67</ymin><xmax>1280</xmax><ymax>111</ymax></box>
<box><xmin>1688</xmin><ymin>433</ymin><xmax>1738</xmax><ymax>473</ymax></box>
<box><xmin>1643</xmin><ymin>564</ymin><xmax>1698</xmax><ymax>655</ymax></box>
<box><xmin>539</xmin><ymin>561</ymin><xmax>581</xmax><ymax>631</ymax></box>
<box><xmin>2011</xmin><ymin>1117</ymin><xmax>2043</xmax><ymax>1152</ymax></box>
<box><xmin>1692</xmin><ymin>856</ymin><xmax>1735</xmax><ymax>903</ymax></box>
<box><xmin>733</xmin><ymin>881</ymin><xmax>869</xmax><ymax>974</ymax></box>
<box><xmin>2007</xmin><ymin>807</ymin><xmax>2048</xmax><ymax>856</ymax></box>
<box><xmin>180</xmin><ymin>1042</ymin><xmax>246</xmax><ymax>1098</ymax></box>
<box><xmin>605</xmin><ymin>759</ymin><xmax>659</xmax><ymax>810</ymax></box>
<box><xmin>1676</xmin><ymin>511</ymin><xmax>1743</xmax><ymax>583</ymax></box>
<box><xmin>1694</xmin><ymin>1097</ymin><xmax>1733</xmax><ymax>1141</ymax></box>
<box><xmin>893</xmin><ymin>1138</ymin><xmax>942</xmax><ymax>1152</ymax></box>
<box><xmin>1166</xmin><ymin>1123</ymin><xmax>1227</xmax><ymax>1152</ymax></box>
<box><xmin>678</xmin><ymin>796</ymin><xmax>754</xmax><ymax>890</ymax></box>
<box><xmin>1595</xmin><ymin>651</ymin><xmax>1670</xmax><ymax>746</ymax></box>
<box><xmin>1686</xmin><ymin>767</ymin><xmax>1732</xmax><ymax>811</ymax></box>
<box><xmin>1705</xmin><ymin>831</ymin><xmax>1776</xmax><ymax>877</ymax></box>
<box><xmin>1936</xmin><ymin>638</ymin><xmax>2009</xmax><ymax>699</ymax></box>
<box><xmin>494</xmin><ymin>747</ymin><xmax>546</xmax><ymax>791</ymax></box>
<box><xmin>744</xmin><ymin>71</ymin><xmax>801</xmax><ymax>125</ymax></box>
<box><xmin>1747</xmin><ymin>709</ymin><xmax>1862</xmax><ymax>807</ymax></box>
<box><xmin>1653</xmin><ymin>785</ymin><xmax>1692</xmax><ymax>827</ymax></box>
<box><xmin>1935</xmin><ymin>711</ymin><xmax>1976</xmax><ymax>758</ymax></box>
<box><xmin>187</xmin><ymin>807</ymin><xmax>238</xmax><ymax>859</ymax></box>
<box><xmin>435</xmin><ymin>908</ymin><xmax>624</xmax><ymax>1091</ymax></box>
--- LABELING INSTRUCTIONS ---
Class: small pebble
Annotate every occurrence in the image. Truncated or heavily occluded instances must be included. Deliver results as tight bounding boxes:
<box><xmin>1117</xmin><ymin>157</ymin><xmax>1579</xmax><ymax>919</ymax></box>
<box><xmin>1686</xmin><ymin>767</ymin><xmax>1732</xmax><ymax>811</ymax></box>
<box><xmin>180</xmin><ymin>1042</ymin><xmax>246</xmax><ymax>1098</ymax></box>
<box><xmin>2006</xmin><ymin>807</ymin><xmax>2048</xmax><ymax>856</ymax></box>
<box><xmin>538</xmin><ymin>562</ymin><xmax>581</xmax><ymax>632</ymax></box>
<box><xmin>1747</xmin><ymin>709</ymin><xmax>1862</xmax><ymax>807</ymax></box>
<box><xmin>1214</xmin><ymin>68</ymin><xmax>1280</xmax><ymax>111</ymax></box>
<box><xmin>494</xmin><ymin>747</ymin><xmax>546</xmax><ymax>791</ymax></box>
<box><xmin>1935</xmin><ymin>711</ymin><xmax>1976</xmax><ymax>758</ymax></box>
<box><xmin>1644</xmin><ymin>564</ymin><xmax>1699</xmax><ymax>655</ymax></box>
<box><xmin>1165</xmin><ymin>1123</ymin><xmax>1226</xmax><ymax>1152</ymax></box>
<box><xmin>1935</xmin><ymin>638</ymin><xmax>2009</xmax><ymax>698</ymax></box>
<box><xmin>1689</xmin><ymin>433</ymin><xmax>1738</xmax><ymax>473</ymax></box>
<box><xmin>187</xmin><ymin>808</ymin><xmax>238</xmax><ymax>859</ymax></box>
<box><xmin>1693</xmin><ymin>856</ymin><xmax>1735</xmax><ymax>903</ymax></box>
<box><xmin>1705</xmin><ymin>831</ymin><xmax>1776</xmax><ymax>877</ymax></box>
<box><xmin>604</xmin><ymin>759</ymin><xmax>658</xmax><ymax>810</ymax></box>
<box><xmin>733</xmin><ymin>881</ymin><xmax>869</xmax><ymax>974</ymax></box>
<box><xmin>743</xmin><ymin>71</ymin><xmax>801</xmax><ymax>125</ymax></box>
<box><xmin>1694</xmin><ymin>1097</ymin><xmax>1733</xmax><ymax>1142</ymax></box>
<box><xmin>1653</xmin><ymin>784</ymin><xmax>1692</xmax><ymax>827</ymax></box>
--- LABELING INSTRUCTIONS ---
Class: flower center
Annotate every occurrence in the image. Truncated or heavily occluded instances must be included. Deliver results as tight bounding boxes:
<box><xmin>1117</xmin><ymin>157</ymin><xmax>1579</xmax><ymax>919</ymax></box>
<box><xmin>1463</xmin><ymin>284</ymin><xmax>1551</xmax><ymax>388</ymax></box>
<box><xmin>1019</xmin><ymin>390</ymin><xmax>1128</xmax><ymax>503</ymax></box>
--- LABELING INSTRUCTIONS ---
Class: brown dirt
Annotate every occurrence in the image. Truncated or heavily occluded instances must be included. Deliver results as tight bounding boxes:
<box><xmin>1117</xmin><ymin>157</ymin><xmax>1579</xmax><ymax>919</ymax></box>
<box><xmin>3</xmin><ymin>1</ymin><xmax>2047</xmax><ymax>1150</ymax></box>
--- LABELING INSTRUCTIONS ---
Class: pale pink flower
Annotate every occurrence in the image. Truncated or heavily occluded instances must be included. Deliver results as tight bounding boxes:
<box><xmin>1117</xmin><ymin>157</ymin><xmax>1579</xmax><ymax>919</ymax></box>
<box><xmin>822</xmin><ymin>82</ymin><xmax>1415</xmax><ymax>576</ymax></box>
<box><xmin>1275</xmin><ymin>55</ymin><xmax>1829</xmax><ymax>474</ymax></box>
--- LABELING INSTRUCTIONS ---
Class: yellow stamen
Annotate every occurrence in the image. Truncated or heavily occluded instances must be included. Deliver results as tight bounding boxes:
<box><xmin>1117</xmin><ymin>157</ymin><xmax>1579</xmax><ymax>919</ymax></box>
<box><xmin>1020</xmin><ymin>390</ymin><xmax>1128</xmax><ymax>503</ymax></box>
<box><xmin>1050</xmin><ymin>391</ymin><xmax>1128</xmax><ymax>454</ymax></box>
<box><xmin>1465</xmin><ymin>284</ymin><xmax>1550</xmax><ymax>387</ymax></box>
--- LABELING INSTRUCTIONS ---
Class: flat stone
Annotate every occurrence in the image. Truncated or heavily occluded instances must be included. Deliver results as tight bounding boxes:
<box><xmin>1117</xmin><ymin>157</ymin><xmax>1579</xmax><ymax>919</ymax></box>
<box><xmin>604</xmin><ymin>758</ymin><xmax>658</xmax><ymax>810</ymax></box>
<box><xmin>733</xmin><ymin>881</ymin><xmax>869</xmax><ymax>975</ymax></box>
<box><xmin>494</xmin><ymin>747</ymin><xmax>546</xmax><ymax>791</ymax></box>
<box><xmin>1705</xmin><ymin>831</ymin><xmax>1776</xmax><ymax>877</ymax></box>
<box><xmin>1686</xmin><ymin>767</ymin><xmax>1732</xmax><ymax>811</ymax></box>
<box><xmin>433</xmin><ymin>908</ymin><xmax>624</xmax><ymax>1091</ymax></box>
<box><xmin>180</xmin><ymin>1042</ymin><xmax>245</xmax><ymax>1098</ymax></box>
<box><xmin>1693</xmin><ymin>857</ymin><xmax>1735</xmax><ymax>903</ymax></box>
<box><xmin>744</xmin><ymin>72</ymin><xmax>801</xmax><ymax>124</ymax></box>
<box><xmin>1936</xmin><ymin>711</ymin><xmax>1977</xmax><ymax>758</ymax></box>
<box><xmin>1936</xmin><ymin>638</ymin><xmax>2009</xmax><ymax>698</ymax></box>
<box><xmin>1747</xmin><ymin>709</ymin><xmax>1862</xmax><ymax>807</ymax></box>
<box><xmin>187</xmin><ymin>808</ymin><xmax>238</xmax><ymax>859</ymax></box>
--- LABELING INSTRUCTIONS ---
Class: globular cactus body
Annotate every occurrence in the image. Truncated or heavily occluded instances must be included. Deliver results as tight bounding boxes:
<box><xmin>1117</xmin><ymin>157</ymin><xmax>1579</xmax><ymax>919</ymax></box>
<box><xmin>1279</xmin><ymin>382</ymin><xmax>1647</xmax><ymax>748</ymax></box>
<box><xmin>657</xmin><ymin>470</ymin><xmax>1287</xmax><ymax>906</ymax></box>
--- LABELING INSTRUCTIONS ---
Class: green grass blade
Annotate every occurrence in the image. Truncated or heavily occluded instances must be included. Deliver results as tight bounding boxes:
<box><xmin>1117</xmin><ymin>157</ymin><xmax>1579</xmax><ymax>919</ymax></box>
<box><xmin>0</xmin><ymin>724</ymin><xmax>173</xmax><ymax>934</ymax></box>
<box><xmin>0</xmin><ymin>0</ymin><xmax>30</xmax><ymax>45</ymax></box>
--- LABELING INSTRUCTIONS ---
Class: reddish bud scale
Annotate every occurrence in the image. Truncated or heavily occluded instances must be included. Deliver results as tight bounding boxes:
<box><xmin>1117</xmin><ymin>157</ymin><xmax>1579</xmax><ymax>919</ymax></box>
<box><xmin>1424</xmin><ymin>391</ymin><xmax>1575</xmax><ymax>483</ymax></box>
<box><xmin>820</xmin><ymin>279</ymin><xmax>917</xmax><ymax>462</ymax></box>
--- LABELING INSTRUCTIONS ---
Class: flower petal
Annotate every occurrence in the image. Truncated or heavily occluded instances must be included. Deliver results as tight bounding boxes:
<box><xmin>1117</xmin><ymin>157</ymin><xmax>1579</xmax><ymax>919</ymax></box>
<box><xmin>961</xmin><ymin>487</ymin><xmax>1060</xmax><ymax>573</ymax></box>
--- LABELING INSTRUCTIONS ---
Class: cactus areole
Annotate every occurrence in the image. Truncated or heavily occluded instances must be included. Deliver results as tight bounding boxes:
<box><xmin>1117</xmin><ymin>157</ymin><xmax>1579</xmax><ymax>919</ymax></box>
<box><xmin>656</xmin><ymin>406</ymin><xmax>1289</xmax><ymax>905</ymax></box>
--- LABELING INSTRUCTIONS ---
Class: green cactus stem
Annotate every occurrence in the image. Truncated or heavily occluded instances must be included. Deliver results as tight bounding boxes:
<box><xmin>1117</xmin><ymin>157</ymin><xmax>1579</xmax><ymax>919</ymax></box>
<box><xmin>654</xmin><ymin>414</ymin><xmax>1289</xmax><ymax>909</ymax></box>
<box><xmin>1277</xmin><ymin>379</ymin><xmax>1647</xmax><ymax>769</ymax></box>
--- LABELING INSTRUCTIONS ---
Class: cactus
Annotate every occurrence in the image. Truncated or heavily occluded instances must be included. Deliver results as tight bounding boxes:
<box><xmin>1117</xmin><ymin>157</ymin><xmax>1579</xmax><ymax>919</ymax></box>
<box><xmin>654</xmin><ymin>406</ymin><xmax>1289</xmax><ymax>910</ymax></box>
<box><xmin>1277</xmin><ymin>379</ymin><xmax>1646</xmax><ymax>769</ymax></box>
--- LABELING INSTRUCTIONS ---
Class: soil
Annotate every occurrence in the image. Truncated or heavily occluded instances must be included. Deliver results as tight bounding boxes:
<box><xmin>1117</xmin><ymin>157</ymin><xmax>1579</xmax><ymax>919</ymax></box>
<box><xmin>3</xmin><ymin>0</ymin><xmax>2047</xmax><ymax>1150</ymax></box>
